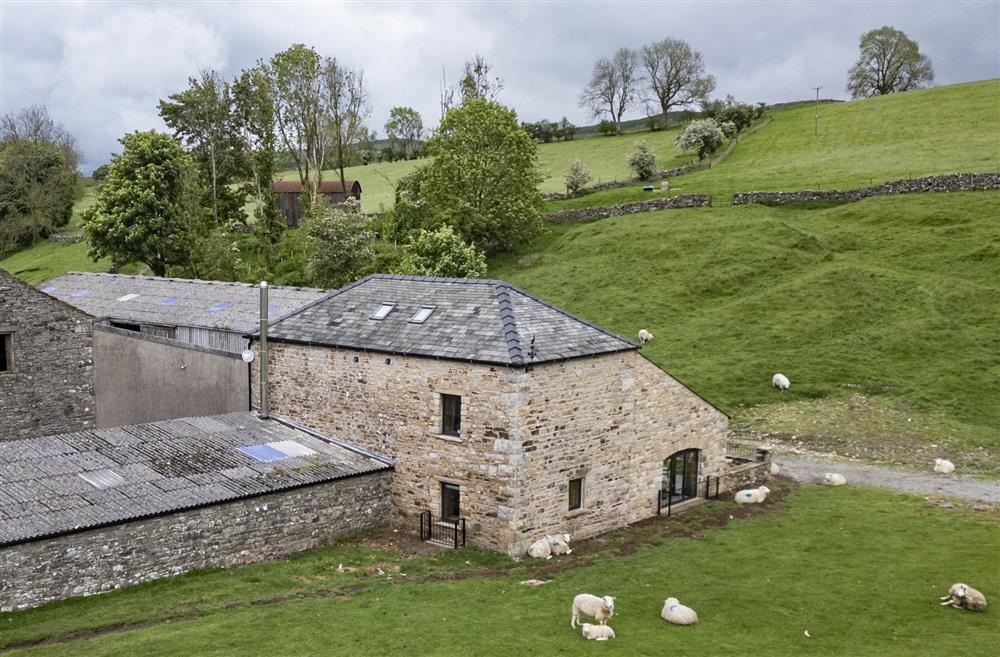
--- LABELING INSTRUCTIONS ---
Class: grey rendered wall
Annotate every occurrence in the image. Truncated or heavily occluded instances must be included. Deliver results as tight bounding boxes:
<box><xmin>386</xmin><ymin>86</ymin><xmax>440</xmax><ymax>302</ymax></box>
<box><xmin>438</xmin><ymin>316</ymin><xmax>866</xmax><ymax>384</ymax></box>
<box><xmin>94</xmin><ymin>326</ymin><xmax>249</xmax><ymax>427</ymax></box>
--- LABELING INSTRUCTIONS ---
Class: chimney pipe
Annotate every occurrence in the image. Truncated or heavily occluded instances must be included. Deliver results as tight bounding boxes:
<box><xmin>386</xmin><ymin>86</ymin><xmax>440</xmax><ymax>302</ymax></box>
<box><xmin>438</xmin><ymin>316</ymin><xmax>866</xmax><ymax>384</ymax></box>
<box><xmin>258</xmin><ymin>281</ymin><xmax>269</xmax><ymax>419</ymax></box>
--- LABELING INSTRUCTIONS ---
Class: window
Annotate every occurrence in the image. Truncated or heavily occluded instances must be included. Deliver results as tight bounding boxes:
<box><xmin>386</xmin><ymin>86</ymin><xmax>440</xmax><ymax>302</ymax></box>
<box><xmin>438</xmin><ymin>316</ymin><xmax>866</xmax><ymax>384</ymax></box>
<box><xmin>110</xmin><ymin>321</ymin><xmax>141</xmax><ymax>333</ymax></box>
<box><xmin>441</xmin><ymin>482</ymin><xmax>461</xmax><ymax>521</ymax></box>
<box><xmin>370</xmin><ymin>302</ymin><xmax>396</xmax><ymax>320</ymax></box>
<box><xmin>0</xmin><ymin>333</ymin><xmax>11</xmax><ymax>372</ymax></box>
<box><xmin>568</xmin><ymin>477</ymin><xmax>584</xmax><ymax>511</ymax></box>
<box><xmin>409</xmin><ymin>306</ymin><xmax>435</xmax><ymax>324</ymax></box>
<box><xmin>441</xmin><ymin>394</ymin><xmax>462</xmax><ymax>436</ymax></box>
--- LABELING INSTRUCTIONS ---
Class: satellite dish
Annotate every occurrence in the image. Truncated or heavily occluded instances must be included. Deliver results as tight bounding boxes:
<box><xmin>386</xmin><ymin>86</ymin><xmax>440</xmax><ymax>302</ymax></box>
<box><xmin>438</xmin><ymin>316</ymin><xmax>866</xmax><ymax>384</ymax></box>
<box><xmin>241</xmin><ymin>349</ymin><xmax>256</xmax><ymax>364</ymax></box>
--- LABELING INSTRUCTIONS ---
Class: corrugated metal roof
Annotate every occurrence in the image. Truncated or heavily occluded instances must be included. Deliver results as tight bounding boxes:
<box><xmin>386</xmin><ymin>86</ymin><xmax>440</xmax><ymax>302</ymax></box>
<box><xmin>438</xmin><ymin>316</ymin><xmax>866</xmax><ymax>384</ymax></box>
<box><xmin>0</xmin><ymin>412</ymin><xmax>392</xmax><ymax>547</ymax></box>
<box><xmin>272</xmin><ymin>180</ymin><xmax>361</xmax><ymax>194</ymax></box>
<box><xmin>40</xmin><ymin>273</ymin><xmax>328</xmax><ymax>333</ymax></box>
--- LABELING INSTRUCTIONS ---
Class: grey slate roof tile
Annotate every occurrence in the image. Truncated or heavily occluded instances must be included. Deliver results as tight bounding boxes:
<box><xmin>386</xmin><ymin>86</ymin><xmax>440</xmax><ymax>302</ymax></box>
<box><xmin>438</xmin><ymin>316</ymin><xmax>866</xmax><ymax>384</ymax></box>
<box><xmin>0</xmin><ymin>412</ymin><xmax>391</xmax><ymax>546</ymax></box>
<box><xmin>261</xmin><ymin>274</ymin><xmax>637</xmax><ymax>366</ymax></box>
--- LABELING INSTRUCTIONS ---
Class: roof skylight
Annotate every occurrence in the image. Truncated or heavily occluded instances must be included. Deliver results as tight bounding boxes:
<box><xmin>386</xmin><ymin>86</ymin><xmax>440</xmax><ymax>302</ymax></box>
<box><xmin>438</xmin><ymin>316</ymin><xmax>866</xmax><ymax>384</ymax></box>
<box><xmin>370</xmin><ymin>302</ymin><xmax>396</xmax><ymax>320</ymax></box>
<box><xmin>78</xmin><ymin>469</ymin><xmax>126</xmax><ymax>490</ymax></box>
<box><xmin>239</xmin><ymin>441</ymin><xmax>316</xmax><ymax>462</ymax></box>
<box><xmin>40</xmin><ymin>285</ymin><xmax>56</xmax><ymax>293</ymax></box>
<box><xmin>117</xmin><ymin>293</ymin><xmax>140</xmax><ymax>302</ymax></box>
<box><xmin>71</xmin><ymin>289</ymin><xmax>92</xmax><ymax>298</ymax></box>
<box><xmin>409</xmin><ymin>306</ymin><xmax>435</xmax><ymax>324</ymax></box>
<box><xmin>207</xmin><ymin>301</ymin><xmax>234</xmax><ymax>313</ymax></box>
<box><xmin>158</xmin><ymin>296</ymin><xmax>177</xmax><ymax>306</ymax></box>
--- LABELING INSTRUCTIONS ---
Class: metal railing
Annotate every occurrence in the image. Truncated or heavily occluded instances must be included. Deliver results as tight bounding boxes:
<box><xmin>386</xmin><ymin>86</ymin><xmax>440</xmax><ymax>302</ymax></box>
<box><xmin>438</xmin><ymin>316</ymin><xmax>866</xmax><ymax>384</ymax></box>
<box><xmin>657</xmin><ymin>475</ymin><xmax>721</xmax><ymax>518</ymax></box>
<box><xmin>726</xmin><ymin>440</ymin><xmax>767</xmax><ymax>463</ymax></box>
<box><xmin>419</xmin><ymin>511</ymin><xmax>466</xmax><ymax>548</ymax></box>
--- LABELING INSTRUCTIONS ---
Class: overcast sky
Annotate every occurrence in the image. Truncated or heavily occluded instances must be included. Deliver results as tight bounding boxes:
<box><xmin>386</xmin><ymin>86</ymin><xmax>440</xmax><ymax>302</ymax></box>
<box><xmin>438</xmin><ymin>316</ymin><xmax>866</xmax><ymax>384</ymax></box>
<box><xmin>1</xmin><ymin>0</ymin><xmax>997</xmax><ymax>171</ymax></box>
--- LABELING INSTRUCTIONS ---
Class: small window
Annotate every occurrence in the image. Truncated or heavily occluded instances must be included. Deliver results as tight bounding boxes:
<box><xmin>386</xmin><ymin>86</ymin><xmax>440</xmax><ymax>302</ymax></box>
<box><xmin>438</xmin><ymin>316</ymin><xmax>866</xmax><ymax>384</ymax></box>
<box><xmin>0</xmin><ymin>333</ymin><xmax>12</xmax><ymax>372</ymax></box>
<box><xmin>110</xmin><ymin>321</ymin><xmax>141</xmax><ymax>333</ymax></box>
<box><xmin>441</xmin><ymin>482</ymin><xmax>461</xmax><ymax>521</ymax></box>
<box><xmin>568</xmin><ymin>477</ymin><xmax>584</xmax><ymax>511</ymax></box>
<box><xmin>409</xmin><ymin>306</ymin><xmax>435</xmax><ymax>324</ymax></box>
<box><xmin>370</xmin><ymin>302</ymin><xmax>396</xmax><ymax>320</ymax></box>
<box><xmin>441</xmin><ymin>394</ymin><xmax>461</xmax><ymax>437</ymax></box>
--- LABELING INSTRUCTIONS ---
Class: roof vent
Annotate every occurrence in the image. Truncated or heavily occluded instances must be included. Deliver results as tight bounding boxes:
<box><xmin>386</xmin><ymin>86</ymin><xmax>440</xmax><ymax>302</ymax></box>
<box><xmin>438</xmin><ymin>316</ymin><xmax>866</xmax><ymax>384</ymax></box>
<box><xmin>370</xmin><ymin>302</ymin><xmax>396</xmax><ymax>321</ymax></box>
<box><xmin>78</xmin><ymin>469</ymin><xmax>126</xmax><ymax>490</ymax></box>
<box><xmin>408</xmin><ymin>306</ymin><xmax>435</xmax><ymax>324</ymax></box>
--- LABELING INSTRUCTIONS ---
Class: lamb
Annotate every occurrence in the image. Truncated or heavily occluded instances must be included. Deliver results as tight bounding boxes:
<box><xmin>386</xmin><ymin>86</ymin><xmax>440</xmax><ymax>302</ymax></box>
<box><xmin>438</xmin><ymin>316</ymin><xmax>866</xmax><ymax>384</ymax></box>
<box><xmin>527</xmin><ymin>537</ymin><xmax>552</xmax><ymax>560</ymax></box>
<box><xmin>940</xmin><ymin>583</ymin><xmax>987</xmax><ymax>611</ymax></box>
<box><xmin>661</xmin><ymin>597</ymin><xmax>699</xmax><ymax>625</ymax></box>
<box><xmin>548</xmin><ymin>533</ymin><xmax>573</xmax><ymax>555</ymax></box>
<box><xmin>934</xmin><ymin>458</ymin><xmax>955</xmax><ymax>474</ymax></box>
<box><xmin>571</xmin><ymin>594</ymin><xmax>615</xmax><ymax>628</ymax></box>
<box><xmin>824</xmin><ymin>473</ymin><xmax>847</xmax><ymax>486</ymax></box>
<box><xmin>638</xmin><ymin>329</ymin><xmax>654</xmax><ymax>345</ymax></box>
<box><xmin>772</xmin><ymin>373</ymin><xmax>790</xmax><ymax>390</ymax></box>
<box><xmin>580</xmin><ymin>623</ymin><xmax>616</xmax><ymax>640</ymax></box>
<box><xmin>734</xmin><ymin>485</ymin><xmax>770</xmax><ymax>504</ymax></box>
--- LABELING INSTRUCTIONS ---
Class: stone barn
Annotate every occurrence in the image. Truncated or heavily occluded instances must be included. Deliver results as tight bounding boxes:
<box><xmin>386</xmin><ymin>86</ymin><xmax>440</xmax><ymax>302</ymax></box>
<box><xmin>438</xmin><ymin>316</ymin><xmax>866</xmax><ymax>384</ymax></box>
<box><xmin>250</xmin><ymin>274</ymin><xmax>737</xmax><ymax>556</ymax></box>
<box><xmin>272</xmin><ymin>179</ymin><xmax>362</xmax><ymax>226</ymax></box>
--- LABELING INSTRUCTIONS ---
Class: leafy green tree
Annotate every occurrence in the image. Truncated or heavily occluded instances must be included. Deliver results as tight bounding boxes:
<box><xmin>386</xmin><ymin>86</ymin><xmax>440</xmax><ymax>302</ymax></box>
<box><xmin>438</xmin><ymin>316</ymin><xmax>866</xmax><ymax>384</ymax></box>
<box><xmin>421</xmin><ymin>99</ymin><xmax>543</xmax><ymax>254</ymax></box>
<box><xmin>384</xmin><ymin>106</ymin><xmax>424</xmax><ymax>159</ymax></box>
<box><xmin>91</xmin><ymin>163</ymin><xmax>110</xmax><ymax>181</ymax></box>
<box><xmin>596</xmin><ymin>119</ymin><xmax>617</xmax><ymax>136</ymax></box>
<box><xmin>398</xmin><ymin>226</ymin><xmax>487</xmax><ymax>278</ymax></box>
<box><xmin>559</xmin><ymin>117</ymin><xmax>576</xmax><ymax>140</ymax></box>
<box><xmin>628</xmin><ymin>141</ymin><xmax>657</xmax><ymax>180</ymax></box>
<box><xmin>565</xmin><ymin>159</ymin><xmax>593</xmax><ymax>195</ymax></box>
<box><xmin>305</xmin><ymin>197</ymin><xmax>374</xmax><ymax>287</ymax></box>
<box><xmin>676</xmin><ymin>119</ymin><xmax>725</xmax><ymax>160</ymax></box>
<box><xmin>847</xmin><ymin>26</ymin><xmax>934</xmax><ymax>98</ymax></box>
<box><xmin>639</xmin><ymin>38</ymin><xmax>716</xmax><ymax>128</ymax></box>
<box><xmin>82</xmin><ymin>131</ymin><xmax>206</xmax><ymax>276</ymax></box>
<box><xmin>0</xmin><ymin>140</ymin><xmax>78</xmax><ymax>251</ymax></box>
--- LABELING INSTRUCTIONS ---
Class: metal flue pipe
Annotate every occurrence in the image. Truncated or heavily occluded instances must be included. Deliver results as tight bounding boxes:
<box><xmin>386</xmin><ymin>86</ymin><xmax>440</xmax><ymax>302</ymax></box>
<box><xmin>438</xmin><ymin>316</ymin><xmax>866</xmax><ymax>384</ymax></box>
<box><xmin>258</xmin><ymin>281</ymin><xmax>269</xmax><ymax>419</ymax></box>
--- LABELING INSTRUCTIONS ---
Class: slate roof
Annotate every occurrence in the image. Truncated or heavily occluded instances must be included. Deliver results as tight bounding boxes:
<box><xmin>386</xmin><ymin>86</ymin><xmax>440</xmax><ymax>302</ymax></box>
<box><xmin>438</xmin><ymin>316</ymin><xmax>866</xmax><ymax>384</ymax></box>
<box><xmin>0</xmin><ymin>412</ymin><xmax>392</xmax><ymax>547</ymax></box>
<box><xmin>258</xmin><ymin>274</ymin><xmax>638</xmax><ymax>366</ymax></box>
<box><xmin>40</xmin><ymin>273</ymin><xmax>327</xmax><ymax>333</ymax></box>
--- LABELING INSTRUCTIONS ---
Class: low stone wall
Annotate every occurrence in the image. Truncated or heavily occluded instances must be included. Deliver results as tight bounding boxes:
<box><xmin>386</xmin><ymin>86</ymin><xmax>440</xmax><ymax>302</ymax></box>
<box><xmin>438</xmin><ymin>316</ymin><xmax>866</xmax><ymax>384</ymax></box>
<box><xmin>545</xmin><ymin>194</ymin><xmax>712</xmax><ymax>222</ymax></box>
<box><xmin>541</xmin><ymin>164</ymin><xmax>705</xmax><ymax>201</ymax></box>
<box><xmin>732</xmin><ymin>173</ymin><xmax>1000</xmax><ymax>206</ymax></box>
<box><xmin>723</xmin><ymin>459</ymin><xmax>772</xmax><ymax>493</ymax></box>
<box><xmin>0</xmin><ymin>470</ymin><xmax>392</xmax><ymax>611</ymax></box>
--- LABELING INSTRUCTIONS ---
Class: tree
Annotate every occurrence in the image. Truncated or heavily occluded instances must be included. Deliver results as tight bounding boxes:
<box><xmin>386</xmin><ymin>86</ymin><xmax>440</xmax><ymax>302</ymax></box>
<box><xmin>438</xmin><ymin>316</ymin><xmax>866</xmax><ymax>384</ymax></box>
<box><xmin>559</xmin><ymin>117</ymin><xmax>576</xmax><ymax>141</ymax></box>
<box><xmin>305</xmin><ymin>197</ymin><xmax>374</xmax><ymax>287</ymax></box>
<box><xmin>0</xmin><ymin>141</ymin><xmax>78</xmax><ymax>251</ymax></box>
<box><xmin>421</xmin><ymin>99</ymin><xmax>543</xmax><ymax>254</ymax></box>
<box><xmin>565</xmin><ymin>159</ymin><xmax>593</xmax><ymax>195</ymax></box>
<box><xmin>847</xmin><ymin>26</ymin><xmax>934</xmax><ymax>98</ymax></box>
<box><xmin>384</xmin><ymin>106</ymin><xmax>424</xmax><ymax>159</ymax></box>
<box><xmin>398</xmin><ymin>225</ymin><xmax>487</xmax><ymax>278</ymax></box>
<box><xmin>325</xmin><ymin>57</ymin><xmax>372</xmax><ymax>189</ymax></box>
<box><xmin>0</xmin><ymin>104</ymin><xmax>80</xmax><ymax>171</ymax></box>
<box><xmin>640</xmin><ymin>38</ymin><xmax>715</xmax><ymax>128</ymax></box>
<box><xmin>579</xmin><ymin>47</ymin><xmax>640</xmax><ymax>134</ymax></box>
<box><xmin>628</xmin><ymin>141</ymin><xmax>657</xmax><ymax>180</ymax></box>
<box><xmin>459</xmin><ymin>54</ymin><xmax>503</xmax><ymax>104</ymax></box>
<box><xmin>596</xmin><ymin>120</ymin><xmax>617</xmax><ymax>136</ymax></box>
<box><xmin>676</xmin><ymin>119</ymin><xmax>726</xmax><ymax>160</ymax></box>
<box><xmin>82</xmin><ymin>131</ymin><xmax>205</xmax><ymax>276</ymax></box>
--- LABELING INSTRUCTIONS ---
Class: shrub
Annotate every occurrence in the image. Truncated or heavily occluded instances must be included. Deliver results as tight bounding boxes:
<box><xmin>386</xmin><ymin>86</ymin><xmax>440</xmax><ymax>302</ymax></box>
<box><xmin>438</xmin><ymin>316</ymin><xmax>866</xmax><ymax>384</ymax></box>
<box><xmin>398</xmin><ymin>225</ymin><xmax>487</xmax><ymax>278</ymax></box>
<box><xmin>596</xmin><ymin>120</ymin><xmax>617</xmax><ymax>136</ymax></box>
<box><xmin>565</xmin><ymin>159</ymin><xmax>593</xmax><ymax>195</ymax></box>
<box><xmin>305</xmin><ymin>197</ymin><xmax>375</xmax><ymax>287</ymax></box>
<box><xmin>627</xmin><ymin>141</ymin><xmax>658</xmax><ymax>180</ymax></box>
<box><xmin>676</xmin><ymin>119</ymin><xmax>726</xmax><ymax>160</ymax></box>
<box><xmin>720</xmin><ymin>121</ymin><xmax>737</xmax><ymax>138</ymax></box>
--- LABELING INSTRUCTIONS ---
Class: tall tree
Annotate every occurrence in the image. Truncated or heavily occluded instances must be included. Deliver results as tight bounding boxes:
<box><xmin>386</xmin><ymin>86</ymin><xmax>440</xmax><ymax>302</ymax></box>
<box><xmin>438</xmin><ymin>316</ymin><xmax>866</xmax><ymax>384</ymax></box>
<box><xmin>441</xmin><ymin>54</ymin><xmax>504</xmax><ymax>114</ymax></box>
<box><xmin>579</xmin><ymin>47</ymin><xmax>640</xmax><ymax>134</ymax></box>
<box><xmin>82</xmin><ymin>131</ymin><xmax>206</xmax><ymax>276</ymax></box>
<box><xmin>640</xmin><ymin>38</ymin><xmax>716</xmax><ymax>128</ymax></box>
<box><xmin>0</xmin><ymin>104</ymin><xmax>80</xmax><ymax>171</ymax></box>
<box><xmin>384</xmin><ymin>106</ymin><xmax>424</xmax><ymax>159</ymax></box>
<box><xmin>847</xmin><ymin>26</ymin><xmax>934</xmax><ymax>98</ymax></box>
<box><xmin>0</xmin><ymin>141</ymin><xmax>78</xmax><ymax>251</ymax></box>
<box><xmin>325</xmin><ymin>57</ymin><xmax>371</xmax><ymax>189</ymax></box>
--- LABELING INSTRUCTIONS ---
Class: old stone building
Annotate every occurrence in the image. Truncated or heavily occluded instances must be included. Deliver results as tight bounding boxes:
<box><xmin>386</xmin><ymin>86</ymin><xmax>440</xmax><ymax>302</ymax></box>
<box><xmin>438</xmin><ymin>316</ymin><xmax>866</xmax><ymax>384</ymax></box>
<box><xmin>0</xmin><ymin>267</ymin><xmax>96</xmax><ymax>440</ymax></box>
<box><xmin>253</xmin><ymin>274</ymin><xmax>733</xmax><ymax>556</ymax></box>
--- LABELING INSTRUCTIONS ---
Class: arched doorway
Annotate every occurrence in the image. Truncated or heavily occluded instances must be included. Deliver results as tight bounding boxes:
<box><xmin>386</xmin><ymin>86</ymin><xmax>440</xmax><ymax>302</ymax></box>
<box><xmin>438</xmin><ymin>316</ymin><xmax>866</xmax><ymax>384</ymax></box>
<box><xmin>663</xmin><ymin>449</ymin><xmax>700</xmax><ymax>505</ymax></box>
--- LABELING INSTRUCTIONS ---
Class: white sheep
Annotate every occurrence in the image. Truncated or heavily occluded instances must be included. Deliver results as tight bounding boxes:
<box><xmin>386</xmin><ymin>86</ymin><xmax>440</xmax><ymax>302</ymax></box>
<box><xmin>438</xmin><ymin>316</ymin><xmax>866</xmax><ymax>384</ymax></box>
<box><xmin>548</xmin><ymin>533</ymin><xmax>573</xmax><ymax>555</ymax></box>
<box><xmin>661</xmin><ymin>597</ymin><xmax>699</xmax><ymax>625</ymax></box>
<box><xmin>824</xmin><ymin>473</ymin><xmax>847</xmax><ymax>486</ymax></box>
<box><xmin>772</xmin><ymin>373</ymin><xmax>790</xmax><ymax>390</ymax></box>
<box><xmin>527</xmin><ymin>537</ymin><xmax>552</xmax><ymax>560</ymax></box>
<box><xmin>571</xmin><ymin>594</ymin><xmax>615</xmax><ymax>628</ymax></box>
<box><xmin>933</xmin><ymin>458</ymin><xmax>955</xmax><ymax>474</ymax></box>
<box><xmin>734</xmin><ymin>485</ymin><xmax>770</xmax><ymax>504</ymax></box>
<box><xmin>940</xmin><ymin>583</ymin><xmax>987</xmax><ymax>611</ymax></box>
<box><xmin>581</xmin><ymin>623</ymin><xmax>616</xmax><ymax>640</ymax></box>
<box><xmin>638</xmin><ymin>329</ymin><xmax>654</xmax><ymax>344</ymax></box>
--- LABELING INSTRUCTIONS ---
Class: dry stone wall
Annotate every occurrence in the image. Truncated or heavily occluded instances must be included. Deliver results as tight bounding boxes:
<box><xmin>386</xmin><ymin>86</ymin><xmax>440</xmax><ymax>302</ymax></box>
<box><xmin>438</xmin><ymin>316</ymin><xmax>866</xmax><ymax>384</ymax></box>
<box><xmin>545</xmin><ymin>194</ymin><xmax>712</xmax><ymax>222</ymax></box>
<box><xmin>732</xmin><ymin>173</ymin><xmax>1000</xmax><ymax>206</ymax></box>
<box><xmin>542</xmin><ymin>164</ymin><xmax>706</xmax><ymax>201</ymax></box>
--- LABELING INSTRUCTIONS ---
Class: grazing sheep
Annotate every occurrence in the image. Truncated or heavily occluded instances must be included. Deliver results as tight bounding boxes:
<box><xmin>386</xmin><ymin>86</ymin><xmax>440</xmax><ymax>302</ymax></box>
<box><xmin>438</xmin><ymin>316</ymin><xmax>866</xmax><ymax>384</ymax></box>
<box><xmin>581</xmin><ymin>623</ymin><xmax>616</xmax><ymax>640</ymax></box>
<box><xmin>571</xmin><ymin>594</ymin><xmax>615</xmax><ymax>628</ymax></box>
<box><xmin>824</xmin><ymin>473</ymin><xmax>847</xmax><ymax>486</ymax></box>
<box><xmin>661</xmin><ymin>597</ymin><xmax>699</xmax><ymax>625</ymax></box>
<box><xmin>548</xmin><ymin>533</ymin><xmax>573</xmax><ymax>555</ymax></box>
<box><xmin>940</xmin><ymin>583</ymin><xmax>987</xmax><ymax>611</ymax></box>
<box><xmin>734</xmin><ymin>485</ymin><xmax>770</xmax><ymax>504</ymax></box>
<box><xmin>638</xmin><ymin>329</ymin><xmax>654</xmax><ymax>344</ymax></box>
<box><xmin>934</xmin><ymin>458</ymin><xmax>955</xmax><ymax>474</ymax></box>
<box><xmin>527</xmin><ymin>537</ymin><xmax>552</xmax><ymax>560</ymax></box>
<box><xmin>772</xmin><ymin>373</ymin><xmax>790</xmax><ymax>390</ymax></box>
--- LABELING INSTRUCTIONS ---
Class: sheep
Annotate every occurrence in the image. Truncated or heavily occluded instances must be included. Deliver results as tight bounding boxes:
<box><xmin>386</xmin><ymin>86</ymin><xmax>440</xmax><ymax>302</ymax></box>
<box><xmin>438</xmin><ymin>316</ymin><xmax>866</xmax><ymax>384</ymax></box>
<box><xmin>661</xmin><ymin>597</ymin><xmax>699</xmax><ymax>625</ymax></box>
<box><xmin>571</xmin><ymin>594</ymin><xmax>615</xmax><ymax>628</ymax></box>
<box><xmin>772</xmin><ymin>373</ymin><xmax>790</xmax><ymax>390</ymax></box>
<box><xmin>548</xmin><ymin>533</ymin><xmax>573</xmax><ymax>555</ymax></box>
<box><xmin>734</xmin><ymin>485</ymin><xmax>770</xmax><ymax>504</ymax></box>
<box><xmin>638</xmin><ymin>329</ymin><xmax>654</xmax><ymax>345</ymax></box>
<box><xmin>580</xmin><ymin>623</ymin><xmax>616</xmax><ymax>640</ymax></box>
<box><xmin>940</xmin><ymin>583</ymin><xmax>987</xmax><ymax>611</ymax></box>
<box><xmin>824</xmin><ymin>473</ymin><xmax>847</xmax><ymax>486</ymax></box>
<box><xmin>527</xmin><ymin>537</ymin><xmax>552</xmax><ymax>560</ymax></box>
<box><xmin>934</xmin><ymin>458</ymin><xmax>955</xmax><ymax>474</ymax></box>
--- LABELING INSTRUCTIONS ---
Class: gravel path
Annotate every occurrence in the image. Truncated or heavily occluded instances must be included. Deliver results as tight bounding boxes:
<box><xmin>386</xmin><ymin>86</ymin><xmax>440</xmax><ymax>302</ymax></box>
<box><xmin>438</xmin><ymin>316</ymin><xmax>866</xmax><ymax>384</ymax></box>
<box><xmin>775</xmin><ymin>454</ymin><xmax>1000</xmax><ymax>503</ymax></box>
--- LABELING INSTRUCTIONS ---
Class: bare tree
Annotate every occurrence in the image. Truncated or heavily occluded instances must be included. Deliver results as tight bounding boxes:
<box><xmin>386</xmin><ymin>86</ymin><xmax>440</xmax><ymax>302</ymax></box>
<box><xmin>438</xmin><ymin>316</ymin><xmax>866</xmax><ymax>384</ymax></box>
<box><xmin>1</xmin><ymin>104</ymin><xmax>80</xmax><ymax>170</ymax></box>
<box><xmin>847</xmin><ymin>26</ymin><xmax>934</xmax><ymax>98</ymax></box>
<box><xmin>578</xmin><ymin>47</ymin><xmax>640</xmax><ymax>134</ymax></box>
<box><xmin>441</xmin><ymin>54</ymin><xmax>504</xmax><ymax>114</ymax></box>
<box><xmin>640</xmin><ymin>38</ymin><xmax>716</xmax><ymax>128</ymax></box>
<box><xmin>325</xmin><ymin>58</ymin><xmax>372</xmax><ymax>189</ymax></box>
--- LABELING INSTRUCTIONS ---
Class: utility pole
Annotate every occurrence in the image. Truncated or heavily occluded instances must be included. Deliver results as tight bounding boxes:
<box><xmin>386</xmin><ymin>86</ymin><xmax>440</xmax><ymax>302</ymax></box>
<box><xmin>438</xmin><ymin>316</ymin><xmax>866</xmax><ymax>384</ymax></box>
<box><xmin>812</xmin><ymin>85</ymin><xmax>823</xmax><ymax>136</ymax></box>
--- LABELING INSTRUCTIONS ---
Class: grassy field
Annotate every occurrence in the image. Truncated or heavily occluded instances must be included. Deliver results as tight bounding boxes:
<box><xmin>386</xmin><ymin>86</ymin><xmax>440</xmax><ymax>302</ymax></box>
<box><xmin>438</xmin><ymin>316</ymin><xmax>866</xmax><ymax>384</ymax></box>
<box><xmin>3</xmin><ymin>483</ymin><xmax>997</xmax><ymax>656</ymax></box>
<box><xmin>492</xmin><ymin>191</ymin><xmax>1000</xmax><ymax>460</ymax></box>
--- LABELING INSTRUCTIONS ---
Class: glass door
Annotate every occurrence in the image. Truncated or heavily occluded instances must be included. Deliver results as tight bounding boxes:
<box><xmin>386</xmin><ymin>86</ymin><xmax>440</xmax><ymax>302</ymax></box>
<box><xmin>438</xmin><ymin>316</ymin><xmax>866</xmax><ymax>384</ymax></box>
<box><xmin>663</xmin><ymin>449</ymin><xmax>699</xmax><ymax>505</ymax></box>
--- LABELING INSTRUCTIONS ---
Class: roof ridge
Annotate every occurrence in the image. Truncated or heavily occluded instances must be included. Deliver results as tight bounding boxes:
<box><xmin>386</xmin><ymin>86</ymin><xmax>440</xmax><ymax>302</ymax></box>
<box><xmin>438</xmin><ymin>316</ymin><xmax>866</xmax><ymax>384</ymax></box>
<box><xmin>493</xmin><ymin>283</ymin><xmax>524</xmax><ymax>365</ymax></box>
<box><xmin>368</xmin><ymin>272</ymin><xmax>504</xmax><ymax>286</ymax></box>
<box><xmin>55</xmin><ymin>272</ymin><xmax>326</xmax><ymax>293</ymax></box>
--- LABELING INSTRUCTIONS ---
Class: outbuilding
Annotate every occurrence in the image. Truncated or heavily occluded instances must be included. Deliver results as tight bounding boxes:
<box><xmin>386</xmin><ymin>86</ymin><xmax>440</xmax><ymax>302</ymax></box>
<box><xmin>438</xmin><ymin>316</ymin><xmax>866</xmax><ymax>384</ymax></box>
<box><xmin>272</xmin><ymin>179</ymin><xmax>362</xmax><ymax>226</ymax></box>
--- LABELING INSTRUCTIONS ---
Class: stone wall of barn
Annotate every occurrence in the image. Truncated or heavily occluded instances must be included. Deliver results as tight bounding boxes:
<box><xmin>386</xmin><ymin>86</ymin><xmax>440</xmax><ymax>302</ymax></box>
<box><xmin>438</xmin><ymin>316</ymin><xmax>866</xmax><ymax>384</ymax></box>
<box><xmin>0</xmin><ymin>470</ymin><xmax>391</xmax><ymax>611</ymax></box>
<box><xmin>254</xmin><ymin>343</ymin><xmax>729</xmax><ymax>556</ymax></box>
<box><xmin>0</xmin><ymin>268</ymin><xmax>96</xmax><ymax>441</ymax></box>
